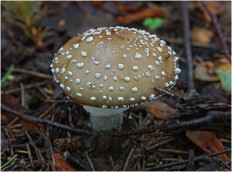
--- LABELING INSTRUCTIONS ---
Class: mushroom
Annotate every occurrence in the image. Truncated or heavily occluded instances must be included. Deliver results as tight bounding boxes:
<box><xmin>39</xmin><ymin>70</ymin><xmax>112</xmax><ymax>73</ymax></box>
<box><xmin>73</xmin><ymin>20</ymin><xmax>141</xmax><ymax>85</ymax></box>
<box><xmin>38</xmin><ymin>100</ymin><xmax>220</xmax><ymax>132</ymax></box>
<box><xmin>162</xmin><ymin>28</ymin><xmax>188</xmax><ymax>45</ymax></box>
<box><xmin>50</xmin><ymin>26</ymin><xmax>181</xmax><ymax>132</ymax></box>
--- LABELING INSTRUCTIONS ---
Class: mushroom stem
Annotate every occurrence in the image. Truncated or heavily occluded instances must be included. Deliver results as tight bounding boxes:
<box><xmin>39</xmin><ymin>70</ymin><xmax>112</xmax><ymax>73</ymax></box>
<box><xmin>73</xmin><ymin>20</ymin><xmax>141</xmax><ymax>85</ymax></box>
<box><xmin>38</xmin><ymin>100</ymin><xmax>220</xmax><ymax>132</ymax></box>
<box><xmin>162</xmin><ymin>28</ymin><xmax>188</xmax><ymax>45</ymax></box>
<box><xmin>83</xmin><ymin>106</ymin><xmax>127</xmax><ymax>132</ymax></box>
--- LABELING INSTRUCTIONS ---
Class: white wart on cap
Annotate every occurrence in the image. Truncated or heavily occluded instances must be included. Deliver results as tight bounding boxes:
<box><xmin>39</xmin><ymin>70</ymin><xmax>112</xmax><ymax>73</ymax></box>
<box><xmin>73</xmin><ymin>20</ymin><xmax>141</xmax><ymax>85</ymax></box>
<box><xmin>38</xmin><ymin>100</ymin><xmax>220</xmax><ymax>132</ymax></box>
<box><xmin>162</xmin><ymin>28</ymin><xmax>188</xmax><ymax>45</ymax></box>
<box><xmin>51</xmin><ymin>26</ymin><xmax>181</xmax><ymax>109</ymax></box>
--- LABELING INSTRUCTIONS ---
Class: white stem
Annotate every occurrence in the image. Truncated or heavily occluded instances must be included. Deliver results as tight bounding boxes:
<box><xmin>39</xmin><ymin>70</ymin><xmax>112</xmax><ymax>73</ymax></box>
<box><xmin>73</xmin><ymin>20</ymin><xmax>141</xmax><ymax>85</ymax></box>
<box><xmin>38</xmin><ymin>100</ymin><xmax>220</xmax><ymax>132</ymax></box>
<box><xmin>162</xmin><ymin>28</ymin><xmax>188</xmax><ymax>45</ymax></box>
<box><xmin>83</xmin><ymin>106</ymin><xmax>128</xmax><ymax>132</ymax></box>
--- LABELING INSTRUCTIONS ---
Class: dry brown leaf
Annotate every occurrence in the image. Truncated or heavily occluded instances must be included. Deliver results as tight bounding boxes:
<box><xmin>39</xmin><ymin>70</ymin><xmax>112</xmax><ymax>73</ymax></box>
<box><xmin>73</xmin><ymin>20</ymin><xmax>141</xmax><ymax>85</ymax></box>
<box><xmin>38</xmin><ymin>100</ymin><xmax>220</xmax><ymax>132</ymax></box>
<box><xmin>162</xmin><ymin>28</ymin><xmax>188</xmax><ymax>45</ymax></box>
<box><xmin>195</xmin><ymin>58</ymin><xmax>231</xmax><ymax>82</ymax></box>
<box><xmin>191</xmin><ymin>27</ymin><xmax>214</xmax><ymax>44</ymax></box>
<box><xmin>148</xmin><ymin>101</ymin><xmax>177</xmax><ymax>120</ymax></box>
<box><xmin>117</xmin><ymin>5</ymin><xmax>169</xmax><ymax>25</ymax></box>
<box><xmin>186</xmin><ymin>130</ymin><xmax>230</xmax><ymax>161</ymax></box>
<box><xmin>19</xmin><ymin>114</ymin><xmax>44</xmax><ymax>134</ymax></box>
<box><xmin>132</xmin><ymin>100</ymin><xmax>176</xmax><ymax>120</ymax></box>
<box><xmin>195</xmin><ymin>61</ymin><xmax>219</xmax><ymax>81</ymax></box>
<box><xmin>52</xmin><ymin>153</ymin><xmax>75</xmax><ymax>171</ymax></box>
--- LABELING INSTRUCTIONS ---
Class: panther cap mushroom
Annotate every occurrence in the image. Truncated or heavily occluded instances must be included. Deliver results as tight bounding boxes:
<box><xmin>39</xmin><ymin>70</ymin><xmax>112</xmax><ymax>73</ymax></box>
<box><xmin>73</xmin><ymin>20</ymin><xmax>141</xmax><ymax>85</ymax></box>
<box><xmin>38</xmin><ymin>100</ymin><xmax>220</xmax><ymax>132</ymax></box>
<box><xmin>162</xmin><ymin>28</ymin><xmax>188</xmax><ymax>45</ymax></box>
<box><xmin>50</xmin><ymin>26</ymin><xmax>181</xmax><ymax>131</ymax></box>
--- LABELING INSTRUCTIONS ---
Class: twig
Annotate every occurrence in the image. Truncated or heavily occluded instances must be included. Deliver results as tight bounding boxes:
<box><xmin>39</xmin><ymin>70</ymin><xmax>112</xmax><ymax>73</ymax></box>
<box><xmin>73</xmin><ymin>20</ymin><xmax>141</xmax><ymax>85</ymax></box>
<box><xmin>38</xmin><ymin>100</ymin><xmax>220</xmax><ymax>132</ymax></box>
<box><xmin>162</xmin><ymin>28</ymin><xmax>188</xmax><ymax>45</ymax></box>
<box><xmin>2</xmin><ymin>81</ymin><xmax>52</xmax><ymax>94</ymax></box>
<box><xmin>145</xmin><ymin>137</ymin><xmax>175</xmax><ymax>150</ymax></box>
<box><xmin>123</xmin><ymin>147</ymin><xmax>135</xmax><ymax>171</ymax></box>
<box><xmin>13</xmin><ymin>68</ymin><xmax>52</xmax><ymax>79</ymax></box>
<box><xmin>109</xmin><ymin>111</ymin><xmax>230</xmax><ymax>137</ymax></box>
<box><xmin>20</xmin><ymin>83</ymin><xmax>25</xmax><ymax>106</ymax></box>
<box><xmin>1</xmin><ymin>103</ymin><xmax>96</xmax><ymax>136</ymax></box>
<box><xmin>27</xmin><ymin>143</ymin><xmax>34</xmax><ymax>168</ymax></box>
<box><xmin>161</xmin><ymin>111</ymin><xmax>231</xmax><ymax>131</ymax></box>
<box><xmin>181</xmin><ymin>1</ymin><xmax>196</xmax><ymax>96</ymax></box>
<box><xmin>85</xmin><ymin>152</ymin><xmax>95</xmax><ymax>171</ymax></box>
<box><xmin>201</xmin><ymin>2</ymin><xmax>231</xmax><ymax>63</ymax></box>
<box><xmin>158</xmin><ymin>148</ymin><xmax>189</xmax><ymax>155</ymax></box>
<box><xmin>39</xmin><ymin>103</ymin><xmax>56</xmax><ymax>119</ymax></box>
<box><xmin>2</xmin><ymin>103</ymin><xmax>230</xmax><ymax>137</ymax></box>
<box><xmin>187</xmin><ymin>150</ymin><xmax>195</xmax><ymax>171</ymax></box>
<box><xmin>141</xmin><ymin>148</ymin><xmax>231</xmax><ymax>171</ymax></box>
<box><xmin>153</xmin><ymin>87</ymin><xmax>174</xmax><ymax>96</ymax></box>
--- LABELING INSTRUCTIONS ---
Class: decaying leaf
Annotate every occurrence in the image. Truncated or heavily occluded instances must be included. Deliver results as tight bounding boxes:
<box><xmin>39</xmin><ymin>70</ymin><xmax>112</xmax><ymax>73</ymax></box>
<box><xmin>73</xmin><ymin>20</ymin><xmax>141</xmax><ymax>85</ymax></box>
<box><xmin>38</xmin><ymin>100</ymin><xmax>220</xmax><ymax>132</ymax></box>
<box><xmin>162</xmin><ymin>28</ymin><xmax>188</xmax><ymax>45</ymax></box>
<box><xmin>133</xmin><ymin>100</ymin><xmax>177</xmax><ymax>120</ymax></box>
<box><xmin>19</xmin><ymin>114</ymin><xmax>44</xmax><ymax>134</ymax></box>
<box><xmin>195</xmin><ymin>61</ymin><xmax>219</xmax><ymax>81</ymax></box>
<box><xmin>148</xmin><ymin>101</ymin><xmax>177</xmax><ymax>120</ymax></box>
<box><xmin>52</xmin><ymin>153</ymin><xmax>75</xmax><ymax>171</ymax></box>
<box><xmin>117</xmin><ymin>5</ymin><xmax>169</xmax><ymax>25</ymax></box>
<box><xmin>191</xmin><ymin>27</ymin><xmax>214</xmax><ymax>44</ymax></box>
<box><xmin>186</xmin><ymin>130</ymin><xmax>230</xmax><ymax>161</ymax></box>
<box><xmin>195</xmin><ymin>58</ymin><xmax>232</xmax><ymax>91</ymax></box>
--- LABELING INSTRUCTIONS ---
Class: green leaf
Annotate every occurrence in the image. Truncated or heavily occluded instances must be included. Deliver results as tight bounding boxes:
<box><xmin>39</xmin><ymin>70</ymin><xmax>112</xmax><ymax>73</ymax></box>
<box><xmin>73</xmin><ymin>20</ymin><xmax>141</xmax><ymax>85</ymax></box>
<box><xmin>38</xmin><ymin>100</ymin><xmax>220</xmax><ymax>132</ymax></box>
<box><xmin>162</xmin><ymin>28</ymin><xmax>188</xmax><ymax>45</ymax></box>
<box><xmin>1</xmin><ymin>64</ymin><xmax>14</xmax><ymax>85</ymax></box>
<box><xmin>216</xmin><ymin>68</ymin><xmax>231</xmax><ymax>92</ymax></box>
<box><xmin>143</xmin><ymin>17</ymin><xmax>164</xmax><ymax>30</ymax></box>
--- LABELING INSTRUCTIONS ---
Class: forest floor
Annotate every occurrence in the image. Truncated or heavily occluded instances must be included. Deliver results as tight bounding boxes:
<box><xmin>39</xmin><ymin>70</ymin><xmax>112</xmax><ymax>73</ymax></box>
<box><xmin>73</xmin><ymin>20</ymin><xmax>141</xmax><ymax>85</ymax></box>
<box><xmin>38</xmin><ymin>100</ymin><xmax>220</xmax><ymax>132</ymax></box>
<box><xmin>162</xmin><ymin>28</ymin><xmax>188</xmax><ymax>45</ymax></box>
<box><xmin>1</xmin><ymin>1</ymin><xmax>231</xmax><ymax>171</ymax></box>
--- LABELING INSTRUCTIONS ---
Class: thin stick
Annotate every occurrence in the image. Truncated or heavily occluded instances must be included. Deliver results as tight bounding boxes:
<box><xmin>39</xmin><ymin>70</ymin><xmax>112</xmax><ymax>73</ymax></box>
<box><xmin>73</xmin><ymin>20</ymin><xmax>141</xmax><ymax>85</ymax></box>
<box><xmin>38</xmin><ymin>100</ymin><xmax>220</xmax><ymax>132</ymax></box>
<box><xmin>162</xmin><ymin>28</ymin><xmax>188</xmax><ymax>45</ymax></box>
<box><xmin>3</xmin><ymin>81</ymin><xmax>51</xmax><ymax>94</ymax></box>
<box><xmin>123</xmin><ymin>147</ymin><xmax>135</xmax><ymax>171</ymax></box>
<box><xmin>20</xmin><ymin>83</ymin><xmax>25</xmax><ymax>106</ymax></box>
<box><xmin>145</xmin><ymin>137</ymin><xmax>175</xmax><ymax>150</ymax></box>
<box><xmin>153</xmin><ymin>87</ymin><xmax>174</xmax><ymax>96</ymax></box>
<box><xmin>85</xmin><ymin>152</ymin><xmax>95</xmax><ymax>171</ymax></box>
<box><xmin>2</xmin><ymin>103</ymin><xmax>230</xmax><ymax>137</ymax></box>
<box><xmin>201</xmin><ymin>2</ymin><xmax>231</xmax><ymax>63</ymax></box>
<box><xmin>13</xmin><ymin>68</ymin><xmax>52</xmax><ymax>79</ymax></box>
<box><xmin>39</xmin><ymin>103</ymin><xmax>56</xmax><ymax>119</ymax></box>
<box><xmin>142</xmin><ymin>148</ymin><xmax>231</xmax><ymax>171</ymax></box>
<box><xmin>27</xmin><ymin>143</ymin><xmax>34</xmax><ymax>168</ymax></box>
<box><xmin>109</xmin><ymin>111</ymin><xmax>230</xmax><ymax>137</ymax></box>
<box><xmin>1</xmin><ymin>103</ymin><xmax>96</xmax><ymax>136</ymax></box>
<box><xmin>181</xmin><ymin>1</ymin><xmax>196</xmax><ymax>96</ymax></box>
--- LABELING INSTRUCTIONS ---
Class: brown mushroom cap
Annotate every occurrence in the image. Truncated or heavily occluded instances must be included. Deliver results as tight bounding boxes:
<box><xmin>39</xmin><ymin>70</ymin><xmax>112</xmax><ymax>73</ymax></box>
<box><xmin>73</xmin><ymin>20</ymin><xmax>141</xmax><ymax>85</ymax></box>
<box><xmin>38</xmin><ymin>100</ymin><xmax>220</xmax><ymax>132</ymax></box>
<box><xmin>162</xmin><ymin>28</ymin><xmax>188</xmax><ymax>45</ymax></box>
<box><xmin>50</xmin><ymin>26</ymin><xmax>181</xmax><ymax>108</ymax></box>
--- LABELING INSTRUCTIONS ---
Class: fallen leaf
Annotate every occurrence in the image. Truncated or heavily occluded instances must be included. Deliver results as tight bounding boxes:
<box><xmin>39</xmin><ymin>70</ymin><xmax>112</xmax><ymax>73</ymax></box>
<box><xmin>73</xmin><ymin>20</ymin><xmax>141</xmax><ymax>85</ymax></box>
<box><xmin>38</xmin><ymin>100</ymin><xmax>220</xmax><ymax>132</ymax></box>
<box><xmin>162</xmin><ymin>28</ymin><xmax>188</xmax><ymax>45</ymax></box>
<box><xmin>195</xmin><ymin>61</ymin><xmax>219</xmax><ymax>81</ymax></box>
<box><xmin>117</xmin><ymin>5</ymin><xmax>169</xmax><ymax>25</ymax></box>
<box><xmin>196</xmin><ymin>2</ymin><xmax>225</xmax><ymax>22</ymax></box>
<box><xmin>195</xmin><ymin>58</ymin><xmax>232</xmax><ymax>91</ymax></box>
<box><xmin>19</xmin><ymin>114</ymin><xmax>44</xmax><ymax>134</ymax></box>
<box><xmin>215</xmin><ymin>59</ymin><xmax>231</xmax><ymax>92</ymax></box>
<box><xmin>149</xmin><ymin>101</ymin><xmax>177</xmax><ymax>120</ymax></box>
<box><xmin>143</xmin><ymin>17</ymin><xmax>164</xmax><ymax>30</ymax></box>
<box><xmin>191</xmin><ymin>27</ymin><xmax>214</xmax><ymax>44</ymax></box>
<box><xmin>186</xmin><ymin>130</ymin><xmax>230</xmax><ymax>161</ymax></box>
<box><xmin>132</xmin><ymin>100</ymin><xmax>177</xmax><ymax>120</ymax></box>
<box><xmin>52</xmin><ymin>153</ymin><xmax>75</xmax><ymax>171</ymax></box>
